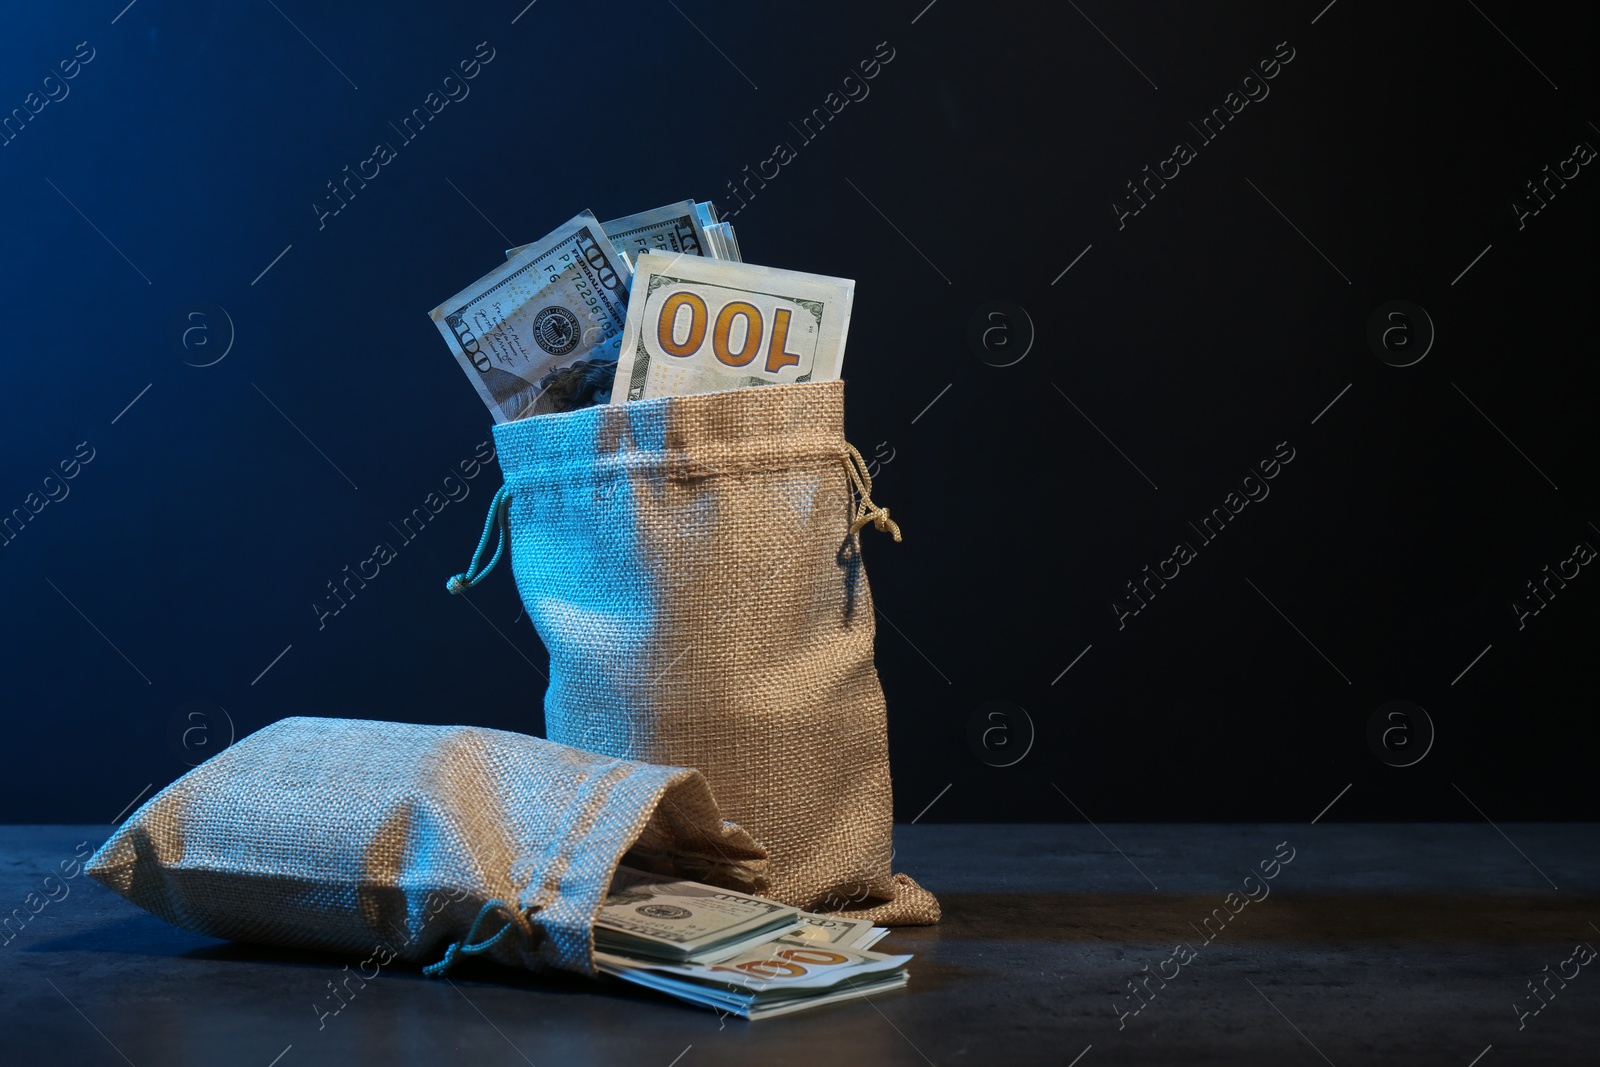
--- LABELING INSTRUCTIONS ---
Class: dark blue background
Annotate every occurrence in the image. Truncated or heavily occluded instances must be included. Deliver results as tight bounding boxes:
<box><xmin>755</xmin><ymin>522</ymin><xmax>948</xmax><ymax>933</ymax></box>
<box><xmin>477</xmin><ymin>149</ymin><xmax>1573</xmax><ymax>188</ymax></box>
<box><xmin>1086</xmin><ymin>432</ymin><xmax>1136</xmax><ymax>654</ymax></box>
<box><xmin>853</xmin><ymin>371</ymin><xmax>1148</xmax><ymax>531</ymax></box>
<box><xmin>2</xmin><ymin>1</ymin><xmax>1594</xmax><ymax>824</ymax></box>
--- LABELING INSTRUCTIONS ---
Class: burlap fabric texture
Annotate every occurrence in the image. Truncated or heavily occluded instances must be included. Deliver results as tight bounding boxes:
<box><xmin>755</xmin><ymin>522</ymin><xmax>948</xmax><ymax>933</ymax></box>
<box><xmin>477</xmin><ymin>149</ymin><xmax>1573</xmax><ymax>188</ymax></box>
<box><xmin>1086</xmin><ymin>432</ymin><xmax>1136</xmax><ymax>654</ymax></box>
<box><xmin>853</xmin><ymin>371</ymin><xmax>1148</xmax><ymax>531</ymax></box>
<box><xmin>448</xmin><ymin>380</ymin><xmax>939</xmax><ymax>925</ymax></box>
<box><xmin>85</xmin><ymin>716</ymin><xmax>767</xmax><ymax>976</ymax></box>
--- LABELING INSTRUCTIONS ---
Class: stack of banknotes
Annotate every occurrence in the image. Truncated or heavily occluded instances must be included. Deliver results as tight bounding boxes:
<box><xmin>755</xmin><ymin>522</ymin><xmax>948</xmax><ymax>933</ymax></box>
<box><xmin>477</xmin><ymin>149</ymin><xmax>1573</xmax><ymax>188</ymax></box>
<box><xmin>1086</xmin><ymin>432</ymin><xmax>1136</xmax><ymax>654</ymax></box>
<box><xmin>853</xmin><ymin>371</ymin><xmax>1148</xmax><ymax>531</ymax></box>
<box><xmin>594</xmin><ymin>866</ymin><xmax>909</xmax><ymax>1020</ymax></box>
<box><xmin>428</xmin><ymin>199</ymin><xmax>854</xmax><ymax>422</ymax></box>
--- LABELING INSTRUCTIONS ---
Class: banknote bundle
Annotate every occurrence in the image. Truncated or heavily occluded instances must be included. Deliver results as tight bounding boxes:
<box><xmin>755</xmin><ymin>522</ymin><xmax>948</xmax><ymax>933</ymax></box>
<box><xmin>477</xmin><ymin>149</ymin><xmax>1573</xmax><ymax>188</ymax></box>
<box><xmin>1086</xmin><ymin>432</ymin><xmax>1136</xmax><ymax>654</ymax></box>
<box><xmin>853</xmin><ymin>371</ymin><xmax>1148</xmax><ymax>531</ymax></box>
<box><xmin>594</xmin><ymin>866</ymin><xmax>802</xmax><ymax>962</ymax></box>
<box><xmin>429</xmin><ymin>199</ymin><xmax>852</xmax><ymax>422</ymax></box>
<box><xmin>594</xmin><ymin>866</ymin><xmax>907</xmax><ymax>1020</ymax></box>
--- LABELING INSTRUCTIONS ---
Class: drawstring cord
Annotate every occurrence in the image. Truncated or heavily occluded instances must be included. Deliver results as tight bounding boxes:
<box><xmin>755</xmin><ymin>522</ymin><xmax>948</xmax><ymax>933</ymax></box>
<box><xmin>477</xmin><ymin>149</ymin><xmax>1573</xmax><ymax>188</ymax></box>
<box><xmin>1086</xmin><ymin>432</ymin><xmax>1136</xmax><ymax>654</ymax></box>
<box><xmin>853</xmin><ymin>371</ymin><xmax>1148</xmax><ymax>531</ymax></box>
<box><xmin>422</xmin><ymin>898</ymin><xmax>529</xmax><ymax>977</ymax></box>
<box><xmin>843</xmin><ymin>443</ymin><xmax>903</xmax><ymax>542</ymax></box>
<box><xmin>448</xmin><ymin>449</ymin><xmax>896</xmax><ymax>595</ymax></box>
<box><xmin>445</xmin><ymin>484</ymin><xmax>511</xmax><ymax>594</ymax></box>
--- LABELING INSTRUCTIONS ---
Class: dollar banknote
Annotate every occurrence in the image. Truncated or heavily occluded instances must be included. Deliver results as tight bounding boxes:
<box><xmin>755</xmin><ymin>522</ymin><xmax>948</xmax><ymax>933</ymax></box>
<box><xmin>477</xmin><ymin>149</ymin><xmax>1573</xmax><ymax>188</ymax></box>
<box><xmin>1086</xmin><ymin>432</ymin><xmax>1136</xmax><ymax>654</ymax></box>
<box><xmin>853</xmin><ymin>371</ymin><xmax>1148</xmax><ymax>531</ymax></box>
<box><xmin>610</xmin><ymin>251</ymin><xmax>854</xmax><ymax>403</ymax></box>
<box><xmin>506</xmin><ymin>200</ymin><xmax>715</xmax><ymax>261</ymax></box>
<box><xmin>603</xmin><ymin>938</ymin><xmax>910</xmax><ymax>992</ymax></box>
<box><xmin>603</xmin><ymin>200</ymin><xmax>712</xmax><ymax>259</ymax></box>
<box><xmin>429</xmin><ymin>210</ymin><xmax>632</xmax><ymax>422</ymax></box>
<box><xmin>691</xmin><ymin>201</ymin><xmax>725</xmax><ymax>258</ymax></box>
<box><xmin>594</xmin><ymin>866</ymin><xmax>802</xmax><ymax>962</ymax></box>
<box><xmin>852</xmin><ymin>926</ymin><xmax>890</xmax><ymax>951</ymax></box>
<box><xmin>592</xmin><ymin>873</ymin><xmax>911</xmax><ymax>1018</ymax></box>
<box><xmin>708</xmin><ymin>221</ymin><xmax>742</xmax><ymax>261</ymax></box>
<box><xmin>777</xmin><ymin>912</ymin><xmax>876</xmax><ymax>950</ymax></box>
<box><xmin>595</xmin><ymin>933</ymin><xmax>912</xmax><ymax>1020</ymax></box>
<box><xmin>598</xmin><ymin>953</ymin><xmax>907</xmax><ymax>1020</ymax></box>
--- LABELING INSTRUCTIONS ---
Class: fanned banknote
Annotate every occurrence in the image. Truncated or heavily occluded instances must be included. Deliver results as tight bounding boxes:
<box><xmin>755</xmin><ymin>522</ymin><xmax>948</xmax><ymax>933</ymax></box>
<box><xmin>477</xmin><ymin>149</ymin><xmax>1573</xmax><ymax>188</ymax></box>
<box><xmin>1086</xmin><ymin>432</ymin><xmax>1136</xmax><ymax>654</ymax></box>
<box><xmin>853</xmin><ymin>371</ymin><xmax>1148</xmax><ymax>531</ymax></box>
<box><xmin>506</xmin><ymin>200</ymin><xmax>715</xmax><ymax>261</ymax></box>
<box><xmin>602</xmin><ymin>200</ymin><xmax>712</xmax><ymax>260</ymax></box>
<box><xmin>610</xmin><ymin>251</ymin><xmax>853</xmax><ymax>403</ymax></box>
<box><xmin>432</xmin><ymin>199</ymin><xmax>771</xmax><ymax>422</ymax></box>
<box><xmin>429</xmin><ymin>210</ymin><xmax>632</xmax><ymax>422</ymax></box>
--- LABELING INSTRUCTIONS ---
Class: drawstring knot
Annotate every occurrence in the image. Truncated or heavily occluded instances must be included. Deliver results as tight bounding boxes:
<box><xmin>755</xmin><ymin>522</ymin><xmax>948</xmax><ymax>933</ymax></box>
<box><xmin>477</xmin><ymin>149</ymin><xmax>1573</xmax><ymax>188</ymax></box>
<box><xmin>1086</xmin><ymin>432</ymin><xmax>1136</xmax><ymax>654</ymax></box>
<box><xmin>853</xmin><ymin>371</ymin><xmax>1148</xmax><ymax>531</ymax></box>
<box><xmin>422</xmin><ymin>898</ymin><xmax>532</xmax><ymax>977</ymax></box>
<box><xmin>445</xmin><ymin>484</ymin><xmax>512</xmax><ymax>594</ymax></box>
<box><xmin>843</xmin><ymin>443</ymin><xmax>903</xmax><ymax>542</ymax></box>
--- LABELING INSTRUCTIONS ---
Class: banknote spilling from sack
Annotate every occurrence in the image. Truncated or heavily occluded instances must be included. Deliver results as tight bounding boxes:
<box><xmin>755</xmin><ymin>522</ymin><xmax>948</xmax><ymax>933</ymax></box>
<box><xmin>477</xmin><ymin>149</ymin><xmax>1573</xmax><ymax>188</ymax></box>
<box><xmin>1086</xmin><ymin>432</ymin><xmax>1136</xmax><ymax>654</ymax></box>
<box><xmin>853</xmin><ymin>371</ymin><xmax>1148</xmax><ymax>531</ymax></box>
<box><xmin>428</xmin><ymin>199</ymin><xmax>854</xmax><ymax>422</ymax></box>
<box><xmin>594</xmin><ymin>866</ymin><xmax>907</xmax><ymax>1020</ymax></box>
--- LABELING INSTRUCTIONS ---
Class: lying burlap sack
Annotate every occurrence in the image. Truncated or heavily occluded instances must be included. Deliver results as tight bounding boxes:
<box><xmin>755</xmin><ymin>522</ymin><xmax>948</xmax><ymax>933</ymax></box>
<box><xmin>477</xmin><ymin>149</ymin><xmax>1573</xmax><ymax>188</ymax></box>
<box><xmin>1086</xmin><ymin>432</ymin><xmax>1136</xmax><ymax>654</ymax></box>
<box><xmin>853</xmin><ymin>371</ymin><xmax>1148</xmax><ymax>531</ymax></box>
<box><xmin>447</xmin><ymin>380</ymin><xmax>939</xmax><ymax>924</ymax></box>
<box><xmin>85</xmin><ymin>716</ymin><xmax>766</xmax><ymax>975</ymax></box>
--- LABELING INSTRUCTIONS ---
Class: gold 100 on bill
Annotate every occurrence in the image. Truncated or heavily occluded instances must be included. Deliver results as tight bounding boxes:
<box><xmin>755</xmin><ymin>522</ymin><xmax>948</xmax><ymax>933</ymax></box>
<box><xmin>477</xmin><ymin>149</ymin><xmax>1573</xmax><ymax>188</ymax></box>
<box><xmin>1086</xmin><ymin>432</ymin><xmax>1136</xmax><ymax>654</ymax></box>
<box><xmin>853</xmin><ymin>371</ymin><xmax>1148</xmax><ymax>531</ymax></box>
<box><xmin>610</xmin><ymin>251</ymin><xmax>854</xmax><ymax>403</ymax></box>
<box><xmin>428</xmin><ymin>199</ymin><xmax>853</xmax><ymax>419</ymax></box>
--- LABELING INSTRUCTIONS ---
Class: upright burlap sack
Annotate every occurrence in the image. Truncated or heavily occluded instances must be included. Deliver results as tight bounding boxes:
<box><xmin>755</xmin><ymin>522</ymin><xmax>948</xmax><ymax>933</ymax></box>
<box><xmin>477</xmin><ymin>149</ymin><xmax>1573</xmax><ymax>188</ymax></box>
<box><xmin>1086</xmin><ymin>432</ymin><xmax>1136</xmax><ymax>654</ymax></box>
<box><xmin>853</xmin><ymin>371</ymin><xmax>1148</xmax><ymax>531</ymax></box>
<box><xmin>448</xmin><ymin>380</ymin><xmax>939</xmax><ymax>924</ymax></box>
<box><xmin>85</xmin><ymin>716</ymin><xmax>766</xmax><ymax>975</ymax></box>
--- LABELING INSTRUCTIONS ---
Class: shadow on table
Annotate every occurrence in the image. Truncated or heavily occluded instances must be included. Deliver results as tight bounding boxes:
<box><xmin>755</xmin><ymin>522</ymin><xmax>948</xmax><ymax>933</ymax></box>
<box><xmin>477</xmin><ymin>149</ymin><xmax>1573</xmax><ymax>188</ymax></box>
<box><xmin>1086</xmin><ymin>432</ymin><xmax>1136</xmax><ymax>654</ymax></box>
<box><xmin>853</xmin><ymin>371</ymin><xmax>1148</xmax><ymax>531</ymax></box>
<box><xmin>27</xmin><ymin>918</ymin><xmax>718</xmax><ymax>1007</ymax></box>
<box><xmin>31</xmin><ymin>890</ymin><xmax>1596</xmax><ymax>973</ymax></box>
<box><xmin>25</xmin><ymin>919</ymin><xmax>619</xmax><ymax>990</ymax></box>
<box><xmin>23</xmin><ymin>916</ymin><xmax>957</xmax><ymax>1013</ymax></box>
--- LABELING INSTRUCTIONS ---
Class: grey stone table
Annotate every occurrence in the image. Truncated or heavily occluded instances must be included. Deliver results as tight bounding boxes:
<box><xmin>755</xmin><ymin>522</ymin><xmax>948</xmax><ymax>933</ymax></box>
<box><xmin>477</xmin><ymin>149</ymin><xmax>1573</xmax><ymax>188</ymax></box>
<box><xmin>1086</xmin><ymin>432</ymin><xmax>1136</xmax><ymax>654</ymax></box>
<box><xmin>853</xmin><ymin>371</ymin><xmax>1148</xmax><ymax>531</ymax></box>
<box><xmin>4</xmin><ymin>823</ymin><xmax>1598</xmax><ymax>1066</ymax></box>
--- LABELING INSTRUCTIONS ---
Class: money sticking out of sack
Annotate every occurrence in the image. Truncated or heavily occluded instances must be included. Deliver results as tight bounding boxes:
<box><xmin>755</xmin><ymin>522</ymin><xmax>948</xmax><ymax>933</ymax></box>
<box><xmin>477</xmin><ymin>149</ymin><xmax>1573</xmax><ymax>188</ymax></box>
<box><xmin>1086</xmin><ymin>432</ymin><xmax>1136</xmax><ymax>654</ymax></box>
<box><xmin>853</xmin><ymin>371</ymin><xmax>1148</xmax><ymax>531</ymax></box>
<box><xmin>427</xmin><ymin>199</ymin><xmax>853</xmax><ymax>421</ymax></box>
<box><xmin>596</xmin><ymin>866</ymin><xmax>803</xmax><ymax>963</ymax></box>
<box><xmin>594</xmin><ymin>866</ymin><xmax>908</xmax><ymax>1019</ymax></box>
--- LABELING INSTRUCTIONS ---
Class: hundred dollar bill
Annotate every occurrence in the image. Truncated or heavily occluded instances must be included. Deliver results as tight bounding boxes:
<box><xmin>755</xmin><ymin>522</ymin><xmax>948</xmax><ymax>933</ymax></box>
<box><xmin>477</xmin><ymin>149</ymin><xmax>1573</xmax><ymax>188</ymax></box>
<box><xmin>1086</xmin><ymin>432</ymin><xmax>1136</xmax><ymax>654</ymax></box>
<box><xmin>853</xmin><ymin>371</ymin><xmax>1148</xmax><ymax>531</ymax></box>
<box><xmin>611</xmin><ymin>251</ymin><xmax>854</xmax><ymax>403</ymax></box>
<box><xmin>507</xmin><ymin>199</ymin><xmax>711</xmax><ymax>261</ymax></box>
<box><xmin>594</xmin><ymin>866</ymin><xmax>802</xmax><ymax>963</ymax></box>
<box><xmin>597</xmin><ymin>960</ymin><xmax>908</xmax><ymax>1020</ymax></box>
<box><xmin>708</xmin><ymin>221</ymin><xmax>742</xmax><ymax>262</ymax></box>
<box><xmin>690</xmin><ymin>201</ymin><xmax>724</xmax><ymax>258</ymax></box>
<box><xmin>689</xmin><ymin>204</ymin><xmax>744</xmax><ymax>261</ymax></box>
<box><xmin>430</xmin><ymin>211</ymin><xmax>632</xmax><ymax>422</ymax></box>
<box><xmin>604</xmin><ymin>200</ymin><xmax>711</xmax><ymax>259</ymax></box>
<box><xmin>851</xmin><ymin>926</ymin><xmax>890</xmax><ymax>951</ymax></box>
<box><xmin>776</xmin><ymin>912</ymin><xmax>875</xmax><ymax>950</ymax></box>
<box><xmin>595</xmin><ymin>937</ymin><xmax>911</xmax><ymax>993</ymax></box>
